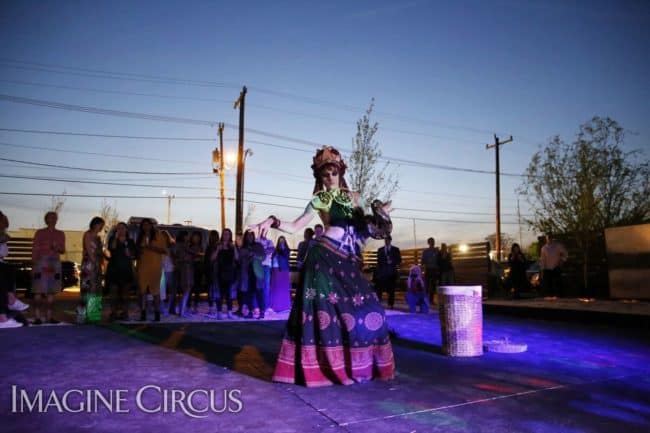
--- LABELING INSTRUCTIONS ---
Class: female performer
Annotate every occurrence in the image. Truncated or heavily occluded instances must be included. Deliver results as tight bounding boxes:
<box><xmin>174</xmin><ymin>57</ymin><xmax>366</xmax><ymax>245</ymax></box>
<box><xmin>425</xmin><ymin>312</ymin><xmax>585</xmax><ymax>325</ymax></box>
<box><xmin>250</xmin><ymin>146</ymin><xmax>395</xmax><ymax>387</ymax></box>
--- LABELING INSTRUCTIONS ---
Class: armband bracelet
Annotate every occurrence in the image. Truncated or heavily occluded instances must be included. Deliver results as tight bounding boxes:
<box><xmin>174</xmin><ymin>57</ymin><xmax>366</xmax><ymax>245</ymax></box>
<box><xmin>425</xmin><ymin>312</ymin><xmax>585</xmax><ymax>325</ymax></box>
<box><xmin>269</xmin><ymin>215</ymin><xmax>281</xmax><ymax>229</ymax></box>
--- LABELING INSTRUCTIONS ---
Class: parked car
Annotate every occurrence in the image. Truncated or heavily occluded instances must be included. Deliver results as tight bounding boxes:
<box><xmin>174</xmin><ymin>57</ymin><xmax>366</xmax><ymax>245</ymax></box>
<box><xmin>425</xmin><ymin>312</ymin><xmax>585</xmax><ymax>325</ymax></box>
<box><xmin>526</xmin><ymin>262</ymin><xmax>541</xmax><ymax>288</ymax></box>
<box><xmin>13</xmin><ymin>260</ymin><xmax>80</xmax><ymax>293</ymax></box>
<box><xmin>501</xmin><ymin>260</ymin><xmax>541</xmax><ymax>294</ymax></box>
<box><xmin>62</xmin><ymin>261</ymin><xmax>80</xmax><ymax>288</ymax></box>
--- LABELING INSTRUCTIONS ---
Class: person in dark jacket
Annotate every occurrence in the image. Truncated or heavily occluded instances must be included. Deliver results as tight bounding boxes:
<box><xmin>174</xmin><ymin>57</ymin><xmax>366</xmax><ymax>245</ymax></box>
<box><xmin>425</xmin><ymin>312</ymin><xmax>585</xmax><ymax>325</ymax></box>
<box><xmin>375</xmin><ymin>235</ymin><xmax>402</xmax><ymax>309</ymax></box>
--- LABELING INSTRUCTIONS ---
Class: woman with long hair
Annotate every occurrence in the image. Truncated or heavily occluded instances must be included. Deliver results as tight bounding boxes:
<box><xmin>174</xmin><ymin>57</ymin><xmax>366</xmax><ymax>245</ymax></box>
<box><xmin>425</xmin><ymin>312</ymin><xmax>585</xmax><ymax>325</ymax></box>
<box><xmin>80</xmin><ymin>216</ymin><xmax>105</xmax><ymax>323</ymax></box>
<box><xmin>172</xmin><ymin>231</ymin><xmax>192</xmax><ymax>317</ymax></box>
<box><xmin>508</xmin><ymin>243</ymin><xmax>527</xmax><ymax>299</ymax></box>
<box><xmin>105</xmin><ymin>222</ymin><xmax>135</xmax><ymax>321</ymax></box>
<box><xmin>438</xmin><ymin>243</ymin><xmax>454</xmax><ymax>285</ymax></box>
<box><xmin>236</xmin><ymin>230</ymin><xmax>258</xmax><ymax>318</ymax></box>
<box><xmin>216</xmin><ymin>228</ymin><xmax>238</xmax><ymax>319</ymax></box>
<box><xmin>188</xmin><ymin>230</ymin><xmax>204</xmax><ymax>314</ymax></box>
<box><xmin>136</xmin><ymin>218</ymin><xmax>169</xmax><ymax>322</ymax></box>
<box><xmin>250</xmin><ymin>146</ymin><xmax>395</xmax><ymax>387</ymax></box>
<box><xmin>204</xmin><ymin>230</ymin><xmax>220</xmax><ymax>317</ymax></box>
<box><xmin>270</xmin><ymin>235</ymin><xmax>291</xmax><ymax>313</ymax></box>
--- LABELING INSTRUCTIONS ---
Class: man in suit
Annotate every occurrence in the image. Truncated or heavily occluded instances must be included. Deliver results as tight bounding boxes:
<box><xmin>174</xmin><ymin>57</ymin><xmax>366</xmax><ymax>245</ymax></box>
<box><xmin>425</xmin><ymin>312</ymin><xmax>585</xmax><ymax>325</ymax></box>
<box><xmin>376</xmin><ymin>236</ymin><xmax>402</xmax><ymax>309</ymax></box>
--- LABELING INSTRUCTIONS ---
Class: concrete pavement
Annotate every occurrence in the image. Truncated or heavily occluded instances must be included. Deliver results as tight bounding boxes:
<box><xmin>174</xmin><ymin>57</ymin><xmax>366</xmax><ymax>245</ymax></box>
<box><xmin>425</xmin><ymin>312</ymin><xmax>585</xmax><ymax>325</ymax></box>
<box><xmin>2</xmin><ymin>303</ymin><xmax>649</xmax><ymax>433</ymax></box>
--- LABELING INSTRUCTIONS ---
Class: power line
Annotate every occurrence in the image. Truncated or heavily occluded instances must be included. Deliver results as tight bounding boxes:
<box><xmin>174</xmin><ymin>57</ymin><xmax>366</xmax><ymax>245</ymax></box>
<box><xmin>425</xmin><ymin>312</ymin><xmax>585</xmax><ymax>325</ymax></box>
<box><xmin>0</xmin><ymin>155</ymin><xmax>526</xmax><ymax>211</ymax></box>
<box><xmin>0</xmin><ymin>79</ymin><xmax>234</xmax><ymax>104</ymax></box>
<box><xmin>0</xmin><ymin>173</ymin><xmax>215</xmax><ymax>190</ymax></box>
<box><xmin>1</xmin><ymin>172</ymin><xmax>529</xmax><ymax>216</ymax></box>
<box><xmin>0</xmin><ymin>60</ymin><xmax>241</xmax><ymax>89</ymax></box>
<box><xmin>0</xmin><ymin>94</ymin><xmax>218</xmax><ymax>127</ymax></box>
<box><xmin>0</xmin><ymin>157</ymin><xmax>210</xmax><ymax>175</ymax></box>
<box><xmin>0</xmin><ymin>145</ymin><xmax>522</xmax><ymax>204</ymax></box>
<box><xmin>1</xmin><ymin>163</ymin><xmax>524</xmax><ymax>206</ymax></box>
<box><xmin>0</xmin><ymin>127</ymin><xmax>220</xmax><ymax>142</ymax></box>
<box><xmin>395</xmin><ymin>205</ymin><xmax>532</xmax><ymax>218</ymax></box>
<box><xmin>0</xmin><ymin>191</ymin><xmax>518</xmax><ymax>225</ymax></box>
<box><xmin>0</xmin><ymin>139</ymin><xmax>512</xmax><ymax>200</ymax></box>
<box><xmin>0</xmin><ymin>141</ymin><xmax>205</xmax><ymax>165</ymax></box>
<box><xmin>0</xmin><ymin>94</ymin><xmax>530</xmax><ymax>177</ymax></box>
<box><xmin>0</xmin><ymin>174</ymin><xmax>528</xmax><ymax>216</ymax></box>
<box><xmin>1</xmin><ymin>79</ymin><xmax>491</xmax><ymax>145</ymax></box>
<box><xmin>249</xmin><ymin>86</ymin><xmax>500</xmax><ymax>135</ymax></box>
<box><xmin>0</xmin><ymin>58</ymin><xmax>513</xmax><ymax>138</ymax></box>
<box><xmin>0</xmin><ymin>163</ymin><xmax>215</xmax><ymax>180</ymax></box>
<box><xmin>0</xmin><ymin>174</ymin><xmax>309</xmax><ymax>202</ymax></box>
<box><xmin>0</xmin><ymin>191</ymin><xmax>231</xmax><ymax>200</ymax></box>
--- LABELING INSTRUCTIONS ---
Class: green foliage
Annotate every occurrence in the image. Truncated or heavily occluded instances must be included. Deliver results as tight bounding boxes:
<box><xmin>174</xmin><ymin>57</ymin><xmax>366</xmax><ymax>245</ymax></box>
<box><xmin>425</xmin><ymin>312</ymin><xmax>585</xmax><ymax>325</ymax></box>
<box><xmin>526</xmin><ymin>242</ymin><xmax>540</xmax><ymax>261</ymax></box>
<box><xmin>347</xmin><ymin>99</ymin><xmax>399</xmax><ymax>210</ymax></box>
<box><xmin>520</xmin><ymin>116</ymin><xmax>649</xmax><ymax>236</ymax></box>
<box><xmin>520</xmin><ymin>116</ymin><xmax>649</xmax><ymax>288</ymax></box>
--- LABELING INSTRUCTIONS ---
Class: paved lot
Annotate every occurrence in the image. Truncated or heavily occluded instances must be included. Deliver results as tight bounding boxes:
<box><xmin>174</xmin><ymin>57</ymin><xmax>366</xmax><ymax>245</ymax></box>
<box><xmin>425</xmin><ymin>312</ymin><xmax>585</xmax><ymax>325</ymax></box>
<box><xmin>2</xmin><ymin>302</ymin><xmax>649</xmax><ymax>433</ymax></box>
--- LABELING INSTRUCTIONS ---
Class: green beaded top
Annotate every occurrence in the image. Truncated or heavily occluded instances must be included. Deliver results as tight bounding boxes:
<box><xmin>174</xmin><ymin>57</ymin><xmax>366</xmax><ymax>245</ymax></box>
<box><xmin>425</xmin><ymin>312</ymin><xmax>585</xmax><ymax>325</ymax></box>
<box><xmin>310</xmin><ymin>188</ymin><xmax>355</xmax><ymax>219</ymax></box>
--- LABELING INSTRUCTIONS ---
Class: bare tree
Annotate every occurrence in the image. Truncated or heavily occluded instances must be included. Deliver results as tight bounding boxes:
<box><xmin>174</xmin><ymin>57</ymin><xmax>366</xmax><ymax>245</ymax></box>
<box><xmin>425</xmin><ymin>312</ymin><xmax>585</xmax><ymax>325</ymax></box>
<box><xmin>485</xmin><ymin>232</ymin><xmax>515</xmax><ymax>257</ymax></box>
<box><xmin>50</xmin><ymin>191</ymin><xmax>67</xmax><ymax>214</ymax></box>
<box><xmin>99</xmin><ymin>199</ymin><xmax>120</xmax><ymax>237</ymax></box>
<box><xmin>347</xmin><ymin>99</ymin><xmax>399</xmax><ymax>210</ymax></box>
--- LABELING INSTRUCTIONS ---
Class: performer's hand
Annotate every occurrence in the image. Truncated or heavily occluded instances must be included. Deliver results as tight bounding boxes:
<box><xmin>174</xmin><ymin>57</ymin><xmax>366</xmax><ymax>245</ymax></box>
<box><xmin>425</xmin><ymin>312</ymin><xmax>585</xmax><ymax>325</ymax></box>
<box><xmin>381</xmin><ymin>201</ymin><xmax>393</xmax><ymax>214</ymax></box>
<box><xmin>248</xmin><ymin>218</ymin><xmax>273</xmax><ymax>238</ymax></box>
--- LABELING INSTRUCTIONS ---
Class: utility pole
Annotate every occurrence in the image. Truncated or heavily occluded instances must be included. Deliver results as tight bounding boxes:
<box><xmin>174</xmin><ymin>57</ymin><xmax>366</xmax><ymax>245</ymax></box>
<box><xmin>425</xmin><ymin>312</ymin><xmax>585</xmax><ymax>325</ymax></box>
<box><xmin>517</xmin><ymin>199</ymin><xmax>523</xmax><ymax>247</ymax></box>
<box><xmin>234</xmin><ymin>86</ymin><xmax>247</xmax><ymax>236</ymax></box>
<box><xmin>412</xmin><ymin>218</ymin><xmax>418</xmax><ymax>265</ymax></box>
<box><xmin>218</xmin><ymin>123</ymin><xmax>226</xmax><ymax>231</ymax></box>
<box><xmin>486</xmin><ymin>134</ymin><xmax>513</xmax><ymax>262</ymax></box>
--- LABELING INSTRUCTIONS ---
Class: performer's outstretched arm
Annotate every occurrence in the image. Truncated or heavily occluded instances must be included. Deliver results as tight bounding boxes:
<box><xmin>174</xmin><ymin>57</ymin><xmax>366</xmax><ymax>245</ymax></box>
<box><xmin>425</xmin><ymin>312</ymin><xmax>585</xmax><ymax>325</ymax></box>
<box><xmin>249</xmin><ymin>204</ymin><xmax>316</xmax><ymax>237</ymax></box>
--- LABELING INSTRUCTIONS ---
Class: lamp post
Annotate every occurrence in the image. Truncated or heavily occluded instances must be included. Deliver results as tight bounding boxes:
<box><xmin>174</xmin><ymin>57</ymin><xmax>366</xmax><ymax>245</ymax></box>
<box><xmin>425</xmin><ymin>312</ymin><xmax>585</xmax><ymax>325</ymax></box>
<box><xmin>162</xmin><ymin>190</ymin><xmax>175</xmax><ymax>224</ymax></box>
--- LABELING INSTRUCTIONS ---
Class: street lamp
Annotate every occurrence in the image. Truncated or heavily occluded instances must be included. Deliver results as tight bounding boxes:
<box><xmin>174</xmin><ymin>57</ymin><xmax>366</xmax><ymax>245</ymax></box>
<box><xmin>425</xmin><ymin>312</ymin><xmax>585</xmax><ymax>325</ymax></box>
<box><xmin>224</xmin><ymin>151</ymin><xmax>237</xmax><ymax>169</ymax></box>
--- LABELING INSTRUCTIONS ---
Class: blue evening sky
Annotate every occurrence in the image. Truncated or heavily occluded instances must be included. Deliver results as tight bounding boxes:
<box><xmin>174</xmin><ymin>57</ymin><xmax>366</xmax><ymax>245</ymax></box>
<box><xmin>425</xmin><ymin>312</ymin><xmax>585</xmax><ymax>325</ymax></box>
<box><xmin>1</xmin><ymin>0</ymin><xmax>648</xmax><ymax>249</ymax></box>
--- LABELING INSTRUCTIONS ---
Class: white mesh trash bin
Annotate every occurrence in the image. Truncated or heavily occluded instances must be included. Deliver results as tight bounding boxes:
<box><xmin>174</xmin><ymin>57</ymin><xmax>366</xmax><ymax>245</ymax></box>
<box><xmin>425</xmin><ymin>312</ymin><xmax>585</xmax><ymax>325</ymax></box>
<box><xmin>438</xmin><ymin>285</ymin><xmax>483</xmax><ymax>357</ymax></box>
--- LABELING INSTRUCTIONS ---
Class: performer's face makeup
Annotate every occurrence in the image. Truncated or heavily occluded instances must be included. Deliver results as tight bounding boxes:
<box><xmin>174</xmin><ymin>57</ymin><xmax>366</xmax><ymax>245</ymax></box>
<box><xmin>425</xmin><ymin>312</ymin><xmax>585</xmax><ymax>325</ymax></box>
<box><xmin>320</xmin><ymin>166</ymin><xmax>339</xmax><ymax>189</ymax></box>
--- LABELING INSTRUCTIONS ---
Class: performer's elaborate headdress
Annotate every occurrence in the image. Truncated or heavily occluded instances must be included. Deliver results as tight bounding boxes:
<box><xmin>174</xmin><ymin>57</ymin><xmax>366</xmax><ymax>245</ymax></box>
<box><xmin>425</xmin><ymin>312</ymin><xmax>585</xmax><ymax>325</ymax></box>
<box><xmin>311</xmin><ymin>146</ymin><xmax>347</xmax><ymax>176</ymax></box>
<box><xmin>311</xmin><ymin>146</ymin><xmax>349</xmax><ymax>193</ymax></box>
